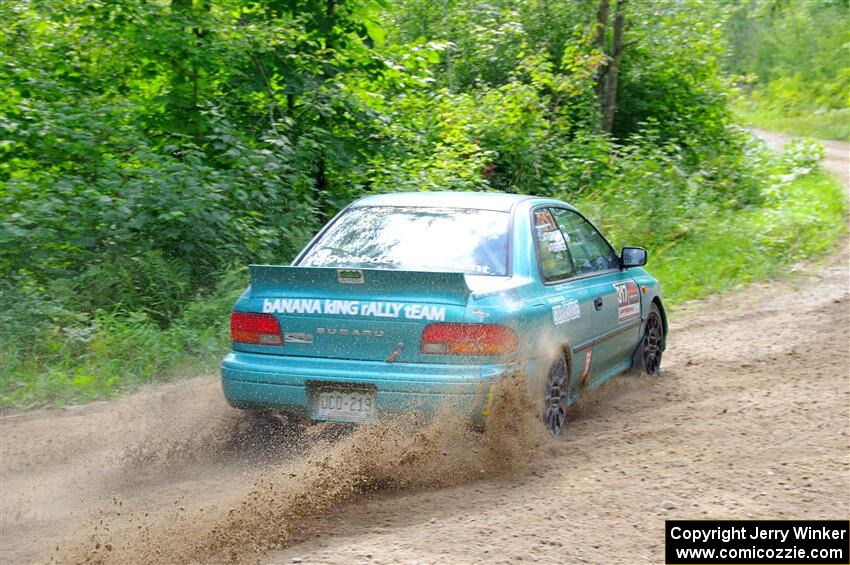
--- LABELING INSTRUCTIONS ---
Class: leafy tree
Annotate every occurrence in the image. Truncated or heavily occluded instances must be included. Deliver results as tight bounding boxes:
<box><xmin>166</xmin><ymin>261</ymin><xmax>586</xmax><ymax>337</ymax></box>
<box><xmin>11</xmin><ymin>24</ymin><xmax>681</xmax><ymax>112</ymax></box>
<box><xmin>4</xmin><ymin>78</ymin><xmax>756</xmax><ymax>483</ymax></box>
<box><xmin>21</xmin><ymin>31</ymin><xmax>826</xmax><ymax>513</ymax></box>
<box><xmin>4</xmin><ymin>0</ymin><xmax>812</xmax><ymax>406</ymax></box>
<box><xmin>723</xmin><ymin>0</ymin><xmax>850</xmax><ymax>112</ymax></box>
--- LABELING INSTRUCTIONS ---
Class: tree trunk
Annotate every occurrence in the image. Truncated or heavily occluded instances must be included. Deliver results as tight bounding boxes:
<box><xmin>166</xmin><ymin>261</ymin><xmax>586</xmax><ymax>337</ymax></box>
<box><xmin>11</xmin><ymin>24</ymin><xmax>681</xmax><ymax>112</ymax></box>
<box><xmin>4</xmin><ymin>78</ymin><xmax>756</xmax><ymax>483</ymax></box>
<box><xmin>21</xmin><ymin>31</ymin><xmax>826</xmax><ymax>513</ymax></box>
<box><xmin>594</xmin><ymin>0</ymin><xmax>609</xmax><ymax>49</ymax></box>
<box><xmin>593</xmin><ymin>0</ymin><xmax>609</xmax><ymax>106</ymax></box>
<box><xmin>314</xmin><ymin>0</ymin><xmax>336</xmax><ymax>222</ymax></box>
<box><xmin>170</xmin><ymin>0</ymin><xmax>206</xmax><ymax>143</ymax></box>
<box><xmin>601</xmin><ymin>0</ymin><xmax>626</xmax><ymax>134</ymax></box>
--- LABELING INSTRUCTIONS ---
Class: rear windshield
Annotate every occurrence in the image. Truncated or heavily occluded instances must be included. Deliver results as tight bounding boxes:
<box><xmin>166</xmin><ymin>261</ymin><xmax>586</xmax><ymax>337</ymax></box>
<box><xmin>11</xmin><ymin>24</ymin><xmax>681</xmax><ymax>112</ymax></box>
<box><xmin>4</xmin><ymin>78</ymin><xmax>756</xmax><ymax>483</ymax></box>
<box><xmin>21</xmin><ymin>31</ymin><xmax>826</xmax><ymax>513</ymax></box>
<box><xmin>298</xmin><ymin>206</ymin><xmax>510</xmax><ymax>276</ymax></box>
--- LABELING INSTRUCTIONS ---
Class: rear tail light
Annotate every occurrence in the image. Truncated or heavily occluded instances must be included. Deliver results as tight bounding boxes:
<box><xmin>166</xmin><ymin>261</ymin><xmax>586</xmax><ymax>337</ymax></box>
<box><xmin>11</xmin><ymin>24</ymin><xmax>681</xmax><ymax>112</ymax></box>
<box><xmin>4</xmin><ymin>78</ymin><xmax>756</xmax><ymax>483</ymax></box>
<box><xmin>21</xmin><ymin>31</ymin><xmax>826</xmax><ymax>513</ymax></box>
<box><xmin>230</xmin><ymin>312</ymin><xmax>283</xmax><ymax>345</ymax></box>
<box><xmin>420</xmin><ymin>323</ymin><xmax>517</xmax><ymax>356</ymax></box>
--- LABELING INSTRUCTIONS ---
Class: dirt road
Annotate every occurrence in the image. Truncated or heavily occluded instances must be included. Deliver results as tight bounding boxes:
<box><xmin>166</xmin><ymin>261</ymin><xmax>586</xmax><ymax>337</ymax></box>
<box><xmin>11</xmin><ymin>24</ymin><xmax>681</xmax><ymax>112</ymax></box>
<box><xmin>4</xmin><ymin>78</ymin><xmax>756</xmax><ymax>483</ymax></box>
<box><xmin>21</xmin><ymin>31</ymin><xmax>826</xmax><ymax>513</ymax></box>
<box><xmin>752</xmin><ymin>128</ymin><xmax>849</xmax><ymax>187</ymax></box>
<box><xmin>1</xmin><ymin>132</ymin><xmax>848</xmax><ymax>565</ymax></box>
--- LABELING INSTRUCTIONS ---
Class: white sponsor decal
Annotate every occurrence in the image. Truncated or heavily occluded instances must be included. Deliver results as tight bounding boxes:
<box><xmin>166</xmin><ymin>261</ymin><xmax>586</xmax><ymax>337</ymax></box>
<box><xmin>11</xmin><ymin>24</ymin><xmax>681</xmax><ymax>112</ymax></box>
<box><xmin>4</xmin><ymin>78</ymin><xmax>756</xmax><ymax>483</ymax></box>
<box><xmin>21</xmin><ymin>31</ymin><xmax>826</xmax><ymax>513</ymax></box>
<box><xmin>307</xmin><ymin>253</ymin><xmax>395</xmax><ymax>266</ymax></box>
<box><xmin>263</xmin><ymin>298</ymin><xmax>323</xmax><ymax>314</ymax></box>
<box><xmin>304</xmin><ymin>252</ymin><xmax>492</xmax><ymax>274</ymax></box>
<box><xmin>262</xmin><ymin>298</ymin><xmax>446</xmax><ymax>321</ymax></box>
<box><xmin>613</xmin><ymin>281</ymin><xmax>641</xmax><ymax>321</ymax></box>
<box><xmin>548</xmin><ymin>239</ymin><xmax>567</xmax><ymax>252</ymax></box>
<box><xmin>619</xmin><ymin>303</ymin><xmax>640</xmax><ymax>319</ymax></box>
<box><xmin>552</xmin><ymin>299</ymin><xmax>580</xmax><ymax>325</ymax></box>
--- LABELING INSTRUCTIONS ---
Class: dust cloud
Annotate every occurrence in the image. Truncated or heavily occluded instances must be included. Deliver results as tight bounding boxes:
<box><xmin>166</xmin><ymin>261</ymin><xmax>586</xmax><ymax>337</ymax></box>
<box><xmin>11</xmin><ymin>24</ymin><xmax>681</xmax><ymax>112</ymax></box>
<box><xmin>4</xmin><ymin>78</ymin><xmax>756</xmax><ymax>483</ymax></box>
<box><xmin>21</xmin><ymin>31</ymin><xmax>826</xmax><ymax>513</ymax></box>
<box><xmin>63</xmin><ymin>372</ymin><xmax>549</xmax><ymax>564</ymax></box>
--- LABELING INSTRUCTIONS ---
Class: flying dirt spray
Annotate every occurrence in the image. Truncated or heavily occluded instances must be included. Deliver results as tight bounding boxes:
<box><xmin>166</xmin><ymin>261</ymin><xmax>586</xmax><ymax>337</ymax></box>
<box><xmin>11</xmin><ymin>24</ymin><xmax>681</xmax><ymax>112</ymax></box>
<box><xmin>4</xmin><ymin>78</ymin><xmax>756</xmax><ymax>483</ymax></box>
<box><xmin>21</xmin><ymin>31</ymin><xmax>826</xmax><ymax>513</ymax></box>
<box><xmin>66</xmin><ymin>371</ymin><xmax>550</xmax><ymax>564</ymax></box>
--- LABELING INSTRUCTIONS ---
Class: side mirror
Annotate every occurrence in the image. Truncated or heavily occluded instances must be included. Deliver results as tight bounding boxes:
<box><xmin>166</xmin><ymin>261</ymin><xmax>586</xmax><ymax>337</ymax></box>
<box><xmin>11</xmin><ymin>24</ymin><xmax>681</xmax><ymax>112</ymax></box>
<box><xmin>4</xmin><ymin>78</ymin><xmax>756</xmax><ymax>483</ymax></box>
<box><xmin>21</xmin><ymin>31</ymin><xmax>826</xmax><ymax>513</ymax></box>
<box><xmin>621</xmin><ymin>246</ymin><xmax>647</xmax><ymax>268</ymax></box>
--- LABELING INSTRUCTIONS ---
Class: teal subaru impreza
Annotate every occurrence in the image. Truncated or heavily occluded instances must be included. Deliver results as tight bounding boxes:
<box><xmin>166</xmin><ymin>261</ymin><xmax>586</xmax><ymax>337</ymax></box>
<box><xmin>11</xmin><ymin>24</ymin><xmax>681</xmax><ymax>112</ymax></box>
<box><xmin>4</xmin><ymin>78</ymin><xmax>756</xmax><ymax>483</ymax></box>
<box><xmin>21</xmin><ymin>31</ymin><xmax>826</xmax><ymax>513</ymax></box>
<box><xmin>221</xmin><ymin>192</ymin><xmax>667</xmax><ymax>436</ymax></box>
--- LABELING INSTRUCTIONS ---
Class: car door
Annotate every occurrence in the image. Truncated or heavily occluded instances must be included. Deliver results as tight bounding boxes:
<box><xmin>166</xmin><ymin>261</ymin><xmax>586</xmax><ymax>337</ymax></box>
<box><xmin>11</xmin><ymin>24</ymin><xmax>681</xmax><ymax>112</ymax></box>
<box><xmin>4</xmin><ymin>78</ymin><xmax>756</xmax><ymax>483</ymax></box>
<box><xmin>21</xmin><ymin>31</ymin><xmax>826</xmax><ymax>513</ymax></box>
<box><xmin>551</xmin><ymin>208</ymin><xmax>641</xmax><ymax>383</ymax></box>
<box><xmin>530</xmin><ymin>208</ymin><xmax>596</xmax><ymax>391</ymax></box>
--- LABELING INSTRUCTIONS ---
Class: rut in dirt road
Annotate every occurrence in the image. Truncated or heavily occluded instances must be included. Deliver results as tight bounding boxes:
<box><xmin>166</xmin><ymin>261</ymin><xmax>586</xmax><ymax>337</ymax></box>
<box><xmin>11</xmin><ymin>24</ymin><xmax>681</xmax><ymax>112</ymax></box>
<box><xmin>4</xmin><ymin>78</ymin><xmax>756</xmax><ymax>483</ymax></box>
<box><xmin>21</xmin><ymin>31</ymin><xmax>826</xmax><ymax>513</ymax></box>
<box><xmin>1</xmin><ymin>131</ymin><xmax>848</xmax><ymax>565</ymax></box>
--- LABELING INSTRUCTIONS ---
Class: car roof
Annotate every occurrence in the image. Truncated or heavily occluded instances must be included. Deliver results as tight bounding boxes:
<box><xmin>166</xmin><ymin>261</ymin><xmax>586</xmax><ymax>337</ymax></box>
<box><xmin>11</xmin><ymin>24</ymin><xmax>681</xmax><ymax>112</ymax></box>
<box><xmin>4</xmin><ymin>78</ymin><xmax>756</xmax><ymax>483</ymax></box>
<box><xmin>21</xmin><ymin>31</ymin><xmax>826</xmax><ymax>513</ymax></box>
<box><xmin>351</xmin><ymin>191</ymin><xmax>538</xmax><ymax>212</ymax></box>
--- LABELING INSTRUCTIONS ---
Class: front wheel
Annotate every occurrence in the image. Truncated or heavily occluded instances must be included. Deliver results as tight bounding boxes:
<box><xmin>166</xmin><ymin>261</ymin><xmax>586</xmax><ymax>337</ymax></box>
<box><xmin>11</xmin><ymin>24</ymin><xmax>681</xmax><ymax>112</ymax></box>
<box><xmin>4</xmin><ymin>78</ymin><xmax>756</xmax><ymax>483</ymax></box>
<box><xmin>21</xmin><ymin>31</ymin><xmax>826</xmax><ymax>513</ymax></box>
<box><xmin>633</xmin><ymin>304</ymin><xmax>664</xmax><ymax>376</ymax></box>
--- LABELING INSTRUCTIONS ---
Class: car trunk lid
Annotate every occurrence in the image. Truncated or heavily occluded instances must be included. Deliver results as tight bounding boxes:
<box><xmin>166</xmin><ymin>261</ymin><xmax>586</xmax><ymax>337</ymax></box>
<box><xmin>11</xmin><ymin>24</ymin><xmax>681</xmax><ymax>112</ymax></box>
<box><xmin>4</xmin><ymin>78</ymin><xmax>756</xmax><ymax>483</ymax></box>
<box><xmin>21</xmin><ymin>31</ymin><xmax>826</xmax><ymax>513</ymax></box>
<box><xmin>237</xmin><ymin>265</ymin><xmax>473</xmax><ymax>363</ymax></box>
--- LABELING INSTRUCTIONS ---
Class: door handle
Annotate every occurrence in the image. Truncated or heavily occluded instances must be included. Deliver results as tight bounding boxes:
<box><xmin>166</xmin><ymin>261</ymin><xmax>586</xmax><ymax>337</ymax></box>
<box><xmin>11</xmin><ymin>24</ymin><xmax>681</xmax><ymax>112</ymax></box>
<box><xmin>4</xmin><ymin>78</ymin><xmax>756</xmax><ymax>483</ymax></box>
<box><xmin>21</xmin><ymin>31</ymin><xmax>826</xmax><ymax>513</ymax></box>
<box><xmin>594</xmin><ymin>297</ymin><xmax>603</xmax><ymax>310</ymax></box>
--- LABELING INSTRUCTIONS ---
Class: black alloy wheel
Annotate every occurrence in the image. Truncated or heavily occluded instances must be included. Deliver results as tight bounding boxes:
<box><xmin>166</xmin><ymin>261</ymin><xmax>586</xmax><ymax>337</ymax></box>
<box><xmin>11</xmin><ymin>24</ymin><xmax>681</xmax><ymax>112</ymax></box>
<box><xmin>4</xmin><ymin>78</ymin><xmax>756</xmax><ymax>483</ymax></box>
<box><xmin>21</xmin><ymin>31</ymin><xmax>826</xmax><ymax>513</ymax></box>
<box><xmin>544</xmin><ymin>355</ymin><xmax>569</xmax><ymax>436</ymax></box>
<box><xmin>640</xmin><ymin>306</ymin><xmax>664</xmax><ymax>376</ymax></box>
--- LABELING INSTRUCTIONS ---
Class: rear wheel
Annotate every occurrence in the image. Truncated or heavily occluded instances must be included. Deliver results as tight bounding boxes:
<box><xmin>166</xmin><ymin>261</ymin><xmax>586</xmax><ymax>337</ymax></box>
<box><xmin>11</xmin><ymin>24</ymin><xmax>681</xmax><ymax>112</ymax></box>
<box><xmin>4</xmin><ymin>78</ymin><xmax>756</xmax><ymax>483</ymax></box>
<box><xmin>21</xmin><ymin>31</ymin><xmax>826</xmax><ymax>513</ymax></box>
<box><xmin>633</xmin><ymin>304</ymin><xmax>664</xmax><ymax>376</ymax></box>
<box><xmin>543</xmin><ymin>354</ymin><xmax>569</xmax><ymax>436</ymax></box>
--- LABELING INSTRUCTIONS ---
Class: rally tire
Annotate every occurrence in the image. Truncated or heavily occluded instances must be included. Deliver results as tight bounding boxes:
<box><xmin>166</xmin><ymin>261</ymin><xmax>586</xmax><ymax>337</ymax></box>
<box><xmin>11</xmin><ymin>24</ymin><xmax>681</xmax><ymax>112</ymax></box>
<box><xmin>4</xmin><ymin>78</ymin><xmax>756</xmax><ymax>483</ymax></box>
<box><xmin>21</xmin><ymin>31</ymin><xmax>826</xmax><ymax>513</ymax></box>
<box><xmin>543</xmin><ymin>353</ymin><xmax>570</xmax><ymax>437</ymax></box>
<box><xmin>633</xmin><ymin>303</ymin><xmax>664</xmax><ymax>377</ymax></box>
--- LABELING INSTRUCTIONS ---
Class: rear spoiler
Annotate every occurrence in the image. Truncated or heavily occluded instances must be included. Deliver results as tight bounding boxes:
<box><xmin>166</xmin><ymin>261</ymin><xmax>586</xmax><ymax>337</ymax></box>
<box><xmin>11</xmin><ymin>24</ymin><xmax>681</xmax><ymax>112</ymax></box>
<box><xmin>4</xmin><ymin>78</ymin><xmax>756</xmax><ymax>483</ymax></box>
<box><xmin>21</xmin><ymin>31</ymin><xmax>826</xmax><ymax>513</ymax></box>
<box><xmin>248</xmin><ymin>265</ymin><xmax>472</xmax><ymax>305</ymax></box>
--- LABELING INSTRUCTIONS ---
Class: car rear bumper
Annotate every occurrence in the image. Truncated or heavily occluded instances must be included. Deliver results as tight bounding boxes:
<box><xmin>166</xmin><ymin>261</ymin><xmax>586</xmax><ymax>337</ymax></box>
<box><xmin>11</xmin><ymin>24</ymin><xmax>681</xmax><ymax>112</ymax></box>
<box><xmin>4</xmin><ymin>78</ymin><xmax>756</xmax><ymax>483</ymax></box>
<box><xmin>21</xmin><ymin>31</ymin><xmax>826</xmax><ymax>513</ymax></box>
<box><xmin>220</xmin><ymin>351</ymin><xmax>514</xmax><ymax>421</ymax></box>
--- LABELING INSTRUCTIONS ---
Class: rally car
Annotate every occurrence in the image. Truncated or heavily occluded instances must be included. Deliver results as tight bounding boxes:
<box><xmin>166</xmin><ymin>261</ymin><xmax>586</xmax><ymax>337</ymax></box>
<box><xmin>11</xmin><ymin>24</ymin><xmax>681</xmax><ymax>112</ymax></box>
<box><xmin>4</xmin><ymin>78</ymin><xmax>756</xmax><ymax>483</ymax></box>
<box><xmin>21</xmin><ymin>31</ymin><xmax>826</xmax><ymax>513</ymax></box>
<box><xmin>221</xmin><ymin>192</ymin><xmax>666</xmax><ymax>436</ymax></box>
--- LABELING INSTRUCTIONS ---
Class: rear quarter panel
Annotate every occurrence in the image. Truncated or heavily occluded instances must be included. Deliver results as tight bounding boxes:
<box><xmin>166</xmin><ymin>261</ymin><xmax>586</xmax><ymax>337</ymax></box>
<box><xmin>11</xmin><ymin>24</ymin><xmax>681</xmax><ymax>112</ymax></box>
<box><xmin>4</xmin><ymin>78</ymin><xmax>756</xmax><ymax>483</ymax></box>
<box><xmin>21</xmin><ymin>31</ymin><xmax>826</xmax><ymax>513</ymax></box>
<box><xmin>478</xmin><ymin>199</ymin><xmax>595</xmax><ymax>405</ymax></box>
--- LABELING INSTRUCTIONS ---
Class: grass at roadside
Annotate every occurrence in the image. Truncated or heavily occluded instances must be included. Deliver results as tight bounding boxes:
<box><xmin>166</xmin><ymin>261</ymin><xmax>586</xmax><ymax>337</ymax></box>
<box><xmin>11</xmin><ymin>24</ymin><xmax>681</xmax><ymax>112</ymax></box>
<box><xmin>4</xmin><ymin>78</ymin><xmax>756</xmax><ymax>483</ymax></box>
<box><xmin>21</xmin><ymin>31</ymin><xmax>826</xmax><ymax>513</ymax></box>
<box><xmin>1</xmin><ymin>155</ymin><xmax>847</xmax><ymax>409</ymax></box>
<box><xmin>578</xmin><ymin>168</ymin><xmax>846</xmax><ymax>305</ymax></box>
<box><xmin>647</xmin><ymin>170</ymin><xmax>846</xmax><ymax>302</ymax></box>
<box><xmin>734</xmin><ymin>99</ymin><xmax>850</xmax><ymax>142</ymax></box>
<box><xmin>0</xmin><ymin>316</ymin><xmax>225</xmax><ymax>409</ymax></box>
<box><xmin>0</xmin><ymin>270</ymin><xmax>247</xmax><ymax>409</ymax></box>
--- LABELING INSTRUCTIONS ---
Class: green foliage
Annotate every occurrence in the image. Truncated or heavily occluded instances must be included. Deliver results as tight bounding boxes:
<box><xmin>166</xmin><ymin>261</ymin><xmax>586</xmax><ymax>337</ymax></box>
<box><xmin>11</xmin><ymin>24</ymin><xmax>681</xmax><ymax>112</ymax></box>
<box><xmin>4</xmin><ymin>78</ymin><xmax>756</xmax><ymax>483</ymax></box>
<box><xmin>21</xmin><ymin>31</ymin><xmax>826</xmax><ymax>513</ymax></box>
<box><xmin>724</xmin><ymin>0</ymin><xmax>850</xmax><ymax>140</ymax></box>
<box><xmin>1</xmin><ymin>0</ymin><xmax>846</xmax><ymax>407</ymax></box>
<box><xmin>614</xmin><ymin>0</ymin><xmax>733</xmax><ymax>150</ymax></box>
<box><xmin>577</xmin><ymin>139</ymin><xmax>847</xmax><ymax>303</ymax></box>
<box><xmin>0</xmin><ymin>267</ymin><xmax>246</xmax><ymax>407</ymax></box>
<box><xmin>734</xmin><ymin>102</ymin><xmax>850</xmax><ymax>142</ymax></box>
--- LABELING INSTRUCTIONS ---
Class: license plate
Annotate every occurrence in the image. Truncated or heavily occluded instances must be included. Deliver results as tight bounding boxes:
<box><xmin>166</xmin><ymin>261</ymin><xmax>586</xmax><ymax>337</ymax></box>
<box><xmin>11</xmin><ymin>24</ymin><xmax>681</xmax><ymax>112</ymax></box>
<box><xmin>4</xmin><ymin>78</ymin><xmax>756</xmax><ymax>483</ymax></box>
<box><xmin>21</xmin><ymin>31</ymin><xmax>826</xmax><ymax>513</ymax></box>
<box><xmin>313</xmin><ymin>389</ymin><xmax>376</xmax><ymax>423</ymax></box>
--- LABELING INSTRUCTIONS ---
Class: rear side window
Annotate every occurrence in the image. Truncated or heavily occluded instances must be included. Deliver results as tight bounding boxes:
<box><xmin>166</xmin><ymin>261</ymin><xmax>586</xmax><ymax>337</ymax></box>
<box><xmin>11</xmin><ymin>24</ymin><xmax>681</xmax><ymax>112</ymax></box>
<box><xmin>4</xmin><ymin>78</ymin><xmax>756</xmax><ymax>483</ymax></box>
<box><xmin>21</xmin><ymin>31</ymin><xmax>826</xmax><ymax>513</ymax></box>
<box><xmin>298</xmin><ymin>206</ymin><xmax>510</xmax><ymax>276</ymax></box>
<box><xmin>551</xmin><ymin>208</ymin><xmax>619</xmax><ymax>274</ymax></box>
<box><xmin>533</xmin><ymin>208</ymin><xmax>575</xmax><ymax>282</ymax></box>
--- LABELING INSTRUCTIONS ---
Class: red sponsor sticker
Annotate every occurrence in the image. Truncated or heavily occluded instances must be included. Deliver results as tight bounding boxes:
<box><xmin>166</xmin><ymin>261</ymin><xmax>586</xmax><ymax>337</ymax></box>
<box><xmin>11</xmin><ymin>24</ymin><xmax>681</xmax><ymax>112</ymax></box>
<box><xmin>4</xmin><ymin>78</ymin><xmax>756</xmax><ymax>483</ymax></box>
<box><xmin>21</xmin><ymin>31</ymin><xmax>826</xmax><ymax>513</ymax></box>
<box><xmin>580</xmin><ymin>347</ymin><xmax>593</xmax><ymax>385</ymax></box>
<box><xmin>534</xmin><ymin>210</ymin><xmax>558</xmax><ymax>232</ymax></box>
